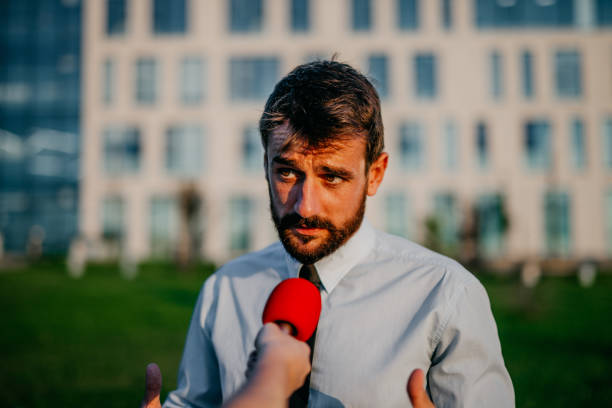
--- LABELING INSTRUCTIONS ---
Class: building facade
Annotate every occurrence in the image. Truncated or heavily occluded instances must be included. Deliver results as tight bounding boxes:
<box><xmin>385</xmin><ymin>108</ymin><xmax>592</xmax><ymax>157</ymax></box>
<box><xmin>0</xmin><ymin>0</ymin><xmax>81</xmax><ymax>255</ymax></box>
<box><xmin>81</xmin><ymin>0</ymin><xmax>612</xmax><ymax>265</ymax></box>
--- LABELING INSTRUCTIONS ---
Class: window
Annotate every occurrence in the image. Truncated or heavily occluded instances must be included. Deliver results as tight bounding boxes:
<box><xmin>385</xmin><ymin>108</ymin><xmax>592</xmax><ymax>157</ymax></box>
<box><xmin>544</xmin><ymin>191</ymin><xmax>571</xmax><ymax>257</ymax></box>
<box><xmin>606</xmin><ymin>191</ymin><xmax>612</xmax><ymax>254</ymax></box>
<box><xmin>385</xmin><ymin>193</ymin><xmax>409</xmax><ymax>238</ymax></box>
<box><xmin>414</xmin><ymin>53</ymin><xmax>437</xmax><ymax>99</ymax></box>
<box><xmin>106</xmin><ymin>0</ymin><xmax>126</xmax><ymax>35</ymax></box>
<box><xmin>153</xmin><ymin>0</ymin><xmax>187</xmax><ymax>34</ymax></box>
<box><xmin>570</xmin><ymin>118</ymin><xmax>586</xmax><ymax>170</ymax></box>
<box><xmin>521</xmin><ymin>50</ymin><xmax>534</xmax><ymax>99</ymax></box>
<box><xmin>229</xmin><ymin>57</ymin><xmax>279</xmax><ymax>101</ymax></box>
<box><xmin>476</xmin><ymin>121</ymin><xmax>489</xmax><ymax>169</ymax></box>
<box><xmin>230</xmin><ymin>0</ymin><xmax>263</xmax><ymax>32</ymax></box>
<box><xmin>150</xmin><ymin>196</ymin><xmax>179</xmax><ymax>257</ymax></box>
<box><xmin>103</xmin><ymin>125</ymin><xmax>140</xmax><ymax>174</ymax></box>
<box><xmin>135</xmin><ymin>58</ymin><xmax>157</xmax><ymax>105</ymax></box>
<box><xmin>291</xmin><ymin>0</ymin><xmax>310</xmax><ymax>32</ymax></box>
<box><xmin>243</xmin><ymin>125</ymin><xmax>263</xmax><ymax>172</ymax></box>
<box><xmin>476</xmin><ymin>193</ymin><xmax>507</xmax><ymax>258</ymax></box>
<box><xmin>434</xmin><ymin>192</ymin><xmax>460</xmax><ymax>252</ymax></box>
<box><xmin>475</xmin><ymin>0</ymin><xmax>574</xmax><ymax>28</ymax></box>
<box><xmin>179</xmin><ymin>56</ymin><xmax>205</xmax><ymax>105</ymax></box>
<box><xmin>367</xmin><ymin>54</ymin><xmax>389</xmax><ymax>99</ymax></box>
<box><xmin>229</xmin><ymin>196</ymin><xmax>253</xmax><ymax>251</ymax></box>
<box><xmin>352</xmin><ymin>0</ymin><xmax>372</xmax><ymax>31</ymax></box>
<box><xmin>398</xmin><ymin>0</ymin><xmax>419</xmax><ymax>30</ymax></box>
<box><xmin>166</xmin><ymin>125</ymin><xmax>204</xmax><ymax>177</ymax></box>
<box><xmin>603</xmin><ymin>118</ymin><xmax>612</xmax><ymax>169</ymax></box>
<box><xmin>524</xmin><ymin>120</ymin><xmax>551</xmax><ymax>169</ymax></box>
<box><xmin>102</xmin><ymin>196</ymin><xmax>124</xmax><ymax>241</ymax></box>
<box><xmin>555</xmin><ymin>50</ymin><xmax>582</xmax><ymax>98</ymax></box>
<box><xmin>443</xmin><ymin>120</ymin><xmax>458</xmax><ymax>170</ymax></box>
<box><xmin>399</xmin><ymin>122</ymin><xmax>424</xmax><ymax>170</ymax></box>
<box><xmin>102</xmin><ymin>58</ymin><xmax>115</xmax><ymax>105</ymax></box>
<box><xmin>441</xmin><ymin>0</ymin><xmax>452</xmax><ymax>29</ymax></box>
<box><xmin>596</xmin><ymin>0</ymin><xmax>612</xmax><ymax>26</ymax></box>
<box><xmin>490</xmin><ymin>50</ymin><xmax>503</xmax><ymax>100</ymax></box>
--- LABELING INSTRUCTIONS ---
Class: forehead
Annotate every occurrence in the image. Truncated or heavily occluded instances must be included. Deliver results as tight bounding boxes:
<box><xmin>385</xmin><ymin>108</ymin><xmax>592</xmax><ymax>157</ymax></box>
<box><xmin>267</xmin><ymin>122</ymin><xmax>366</xmax><ymax>160</ymax></box>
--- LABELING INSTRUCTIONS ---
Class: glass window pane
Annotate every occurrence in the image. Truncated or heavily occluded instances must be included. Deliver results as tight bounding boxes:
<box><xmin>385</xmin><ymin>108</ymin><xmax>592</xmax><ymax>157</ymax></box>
<box><xmin>179</xmin><ymin>56</ymin><xmax>205</xmax><ymax>105</ymax></box>
<box><xmin>102</xmin><ymin>195</ymin><xmax>124</xmax><ymax>240</ymax></box>
<box><xmin>106</xmin><ymin>0</ymin><xmax>126</xmax><ymax>36</ymax></box>
<box><xmin>544</xmin><ymin>191</ymin><xmax>571</xmax><ymax>257</ymax></box>
<box><xmin>490</xmin><ymin>50</ymin><xmax>503</xmax><ymax>100</ymax></box>
<box><xmin>399</xmin><ymin>122</ymin><xmax>424</xmax><ymax>170</ymax></box>
<box><xmin>150</xmin><ymin>196</ymin><xmax>179</xmax><ymax>257</ymax></box>
<box><xmin>521</xmin><ymin>50</ymin><xmax>534</xmax><ymax>99</ymax></box>
<box><xmin>352</xmin><ymin>0</ymin><xmax>372</xmax><ymax>31</ymax></box>
<box><xmin>243</xmin><ymin>125</ymin><xmax>263</xmax><ymax>172</ymax></box>
<box><xmin>103</xmin><ymin>58</ymin><xmax>115</xmax><ymax>105</ymax></box>
<box><xmin>434</xmin><ymin>192</ymin><xmax>460</xmax><ymax>252</ymax></box>
<box><xmin>398</xmin><ymin>0</ymin><xmax>419</xmax><ymax>30</ymax></box>
<box><xmin>229</xmin><ymin>196</ymin><xmax>253</xmax><ymax>251</ymax></box>
<box><xmin>476</xmin><ymin>121</ymin><xmax>489</xmax><ymax>169</ymax></box>
<box><xmin>596</xmin><ymin>0</ymin><xmax>612</xmax><ymax>26</ymax></box>
<box><xmin>367</xmin><ymin>54</ymin><xmax>389</xmax><ymax>99</ymax></box>
<box><xmin>414</xmin><ymin>53</ymin><xmax>437</xmax><ymax>99</ymax></box>
<box><xmin>570</xmin><ymin>118</ymin><xmax>586</xmax><ymax>170</ymax></box>
<box><xmin>443</xmin><ymin>119</ymin><xmax>458</xmax><ymax>170</ymax></box>
<box><xmin>441</xmin><ymin>0</ymin><xmax>452</xmax><ymax>29</ymax></box>
<box><xmin>555</xmin><ymin>50</ymin><xmax>582</xmax><ymax>98</ymax></box>
<box><xmin>291</xmin><ymin>0</ymin><xmax>310</xmax><ymax>32</ymax></box>
<box><xmin>230</xmin><ymin>0</ymin><xmax>263</xmax><ymax>32</ymax></box>
<box><xmin>524</xmin><ymin>120</ymin><xmax>551</xmax><ymax>169</ymax></box>
<box><xmin>476</xmin><ymin>193</ymin><xmax>506</xmax><ymax>258</ymax></box>
<box><xmin>606</xmin><ymin>191</ymin><xmax>612</xmax><ymax>254</ymax></box>
<box><xmin>603</xmin><ymin>118</ymin><xmax>612</xmax><ymax>169</ymax></box>
<box><xmin>165</xmin><ymin>124</ymin><xmax>204</xmax><ymax>176</ymax></box>
<box><xmin>153</xmin><ymin>0</ymin><xmax>187</xmax><ymax>34</ymax></box>
<box><xmin>135</xmin><ymin>58</ymin><xmax>157</xmax><ymax>105</ymax></box>
<box><xmin>475</xmin><ymin>0</ymin><xmax>574</xmax><ymax>28</ymax></box>
<box><xmin>229</xmin><ymin>57</ymin><xmax>280</xmax><ymax>101</ymax></box>
<box><xmin>103</xmin><ymin>125</ymin><xmax>141</xmax><ymax>174</ymax></box>
<box><xmin>385</xmin><ymin>192</ymin><xmax>409</xmax><ymax>238</ymax></box>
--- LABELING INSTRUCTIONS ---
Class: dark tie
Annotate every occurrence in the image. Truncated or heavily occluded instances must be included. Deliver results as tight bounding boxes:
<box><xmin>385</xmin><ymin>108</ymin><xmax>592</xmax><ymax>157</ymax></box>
<box><xmin>289</xmin><ymin>264</ymin><xmax>322</xmax><ymax>408</ymax></box>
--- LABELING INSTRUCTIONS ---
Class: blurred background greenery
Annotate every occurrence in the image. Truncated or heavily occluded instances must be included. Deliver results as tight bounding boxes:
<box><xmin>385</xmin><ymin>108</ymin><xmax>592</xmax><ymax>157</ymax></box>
<box><xmin>1</xmin><ymin>260</ymin><xmax>611</xmax><ymax>407</ymax></box>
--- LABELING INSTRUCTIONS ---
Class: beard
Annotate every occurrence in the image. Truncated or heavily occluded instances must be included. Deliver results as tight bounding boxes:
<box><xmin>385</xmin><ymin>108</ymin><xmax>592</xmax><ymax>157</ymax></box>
<box><xmin>269</xmin><ymin>186</ymin><xmax>367</xmax><ymax>265</ymax></box>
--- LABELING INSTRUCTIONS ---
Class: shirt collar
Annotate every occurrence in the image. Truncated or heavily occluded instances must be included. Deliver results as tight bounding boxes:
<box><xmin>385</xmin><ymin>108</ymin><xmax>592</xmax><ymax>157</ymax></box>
<box><xmin>284</xmin><ymin>218</ymin><xmax>376</xmax><ymax>294</ymax></box>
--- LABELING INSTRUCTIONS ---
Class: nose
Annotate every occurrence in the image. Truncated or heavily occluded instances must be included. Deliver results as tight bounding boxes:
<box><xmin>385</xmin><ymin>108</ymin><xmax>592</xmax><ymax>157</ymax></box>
<box><xmin>293</xmin><ymin>177</ymin><xmax>322</xmax><ymax>219</ymax></box>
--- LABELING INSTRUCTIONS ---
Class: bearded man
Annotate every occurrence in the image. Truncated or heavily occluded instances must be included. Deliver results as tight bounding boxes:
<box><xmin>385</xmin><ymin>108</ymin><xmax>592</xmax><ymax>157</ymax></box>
<box><xmin>158</xmin><ymin>60</ymin><xmax>514</xmax><ymax>407</ymax></box>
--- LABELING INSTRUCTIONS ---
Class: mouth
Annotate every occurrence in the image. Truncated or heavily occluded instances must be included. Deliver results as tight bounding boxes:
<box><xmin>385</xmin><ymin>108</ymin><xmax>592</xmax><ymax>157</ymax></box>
<box><xmin>293</xmin><ymin>226</ymin><xmax>326</xmax><ymax>236</ymax></box>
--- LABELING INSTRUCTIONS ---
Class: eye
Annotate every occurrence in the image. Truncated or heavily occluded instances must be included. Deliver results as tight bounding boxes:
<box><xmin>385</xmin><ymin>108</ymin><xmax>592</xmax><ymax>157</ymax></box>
<box><xmin>323</xmin><ymin>174</ymin><xmax>343</xmax><ymax>185</ymax></box>
<box><xmin>276</xmin><ymin>168</ymin><xmax>297</xmax><ymax>181</ymax></box>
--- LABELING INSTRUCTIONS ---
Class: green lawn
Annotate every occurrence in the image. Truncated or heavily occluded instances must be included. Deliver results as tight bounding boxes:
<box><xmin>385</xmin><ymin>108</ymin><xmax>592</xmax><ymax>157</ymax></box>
<box><xmin>1</xmin><ymin>261</ymin><xmax>611</xmax><ymax>407</ymax></box>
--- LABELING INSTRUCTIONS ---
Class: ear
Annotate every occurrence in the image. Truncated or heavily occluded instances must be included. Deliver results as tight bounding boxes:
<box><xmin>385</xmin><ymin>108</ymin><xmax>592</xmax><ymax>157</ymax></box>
<box><xmin>366</xmin><ymin>153</ymin><xmax>388</xmax><ymax>196</ymax></box>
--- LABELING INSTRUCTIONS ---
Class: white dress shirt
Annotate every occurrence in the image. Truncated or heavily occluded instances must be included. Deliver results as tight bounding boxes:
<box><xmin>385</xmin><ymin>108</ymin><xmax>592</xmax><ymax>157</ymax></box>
<box><xmin>164</xmin><ymin>219</ymin><xmax>515</xmax><ymax>407</ymax></box>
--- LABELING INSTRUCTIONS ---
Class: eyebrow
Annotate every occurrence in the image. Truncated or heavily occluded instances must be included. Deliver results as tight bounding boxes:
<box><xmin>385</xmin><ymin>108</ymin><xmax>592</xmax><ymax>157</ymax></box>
<box><xmin>271</xmin><ymin>156</ymin><xmax>299</xmax><ymax>167</ymax></box>
<box><xmin>320</xmin><ymin>165</ymin><xmax>354</xmax><ymax>180</ymax></box>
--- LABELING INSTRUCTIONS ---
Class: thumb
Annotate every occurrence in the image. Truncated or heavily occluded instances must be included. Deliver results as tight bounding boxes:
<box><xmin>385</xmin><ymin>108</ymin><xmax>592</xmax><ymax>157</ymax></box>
<box><xmin>407</xmin><ymin>369</ymin><xmax>435</xmax><ymax>408</ymax></box>
<box><xmin>141</xmin><ymin>363</ymin><xmax>163</xmax><ymax>408</ymax></box>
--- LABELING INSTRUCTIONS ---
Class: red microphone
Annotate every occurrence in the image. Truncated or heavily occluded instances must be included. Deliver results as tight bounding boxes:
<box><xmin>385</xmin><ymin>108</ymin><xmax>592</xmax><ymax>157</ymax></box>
<box><xmin>262</xmin><ymin>278</ymin><xmax>321</xmax><ymax>342</ymax></box>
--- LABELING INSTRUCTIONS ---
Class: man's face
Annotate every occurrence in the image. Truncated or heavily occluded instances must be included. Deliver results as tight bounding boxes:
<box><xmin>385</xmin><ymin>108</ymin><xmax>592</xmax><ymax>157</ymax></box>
<box><xmin>265</xmin><ymin>123</ymin><xmax>388</xmax><ymax>264</ymax></box>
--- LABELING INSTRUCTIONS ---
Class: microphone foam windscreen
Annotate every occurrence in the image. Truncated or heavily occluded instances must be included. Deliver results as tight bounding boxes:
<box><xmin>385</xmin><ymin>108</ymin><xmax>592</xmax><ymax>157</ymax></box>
<box><xmin>262</xmin><ymin>278</ymin><xmax>321</xmax><ymax>342</ymax></box>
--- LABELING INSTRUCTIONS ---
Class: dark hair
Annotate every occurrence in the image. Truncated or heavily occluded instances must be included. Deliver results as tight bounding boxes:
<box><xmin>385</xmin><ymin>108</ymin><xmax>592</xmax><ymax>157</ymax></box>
<box><xmin>259</xmin><ymin>60</ymin><xmax>384</xmax><ymax>170</ymax></box>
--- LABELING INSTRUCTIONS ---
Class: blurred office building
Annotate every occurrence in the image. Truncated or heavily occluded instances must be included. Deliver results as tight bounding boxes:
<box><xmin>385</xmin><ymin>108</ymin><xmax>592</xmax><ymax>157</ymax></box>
<box><xmin>0</xmin><ymin>0</ymin><xmax>81</xmax><ymax>255</ymax></box>
<box><xmin>80</xmin><ymin>0</ymin><xmax>612</xmax><ymax>265</ymax></box>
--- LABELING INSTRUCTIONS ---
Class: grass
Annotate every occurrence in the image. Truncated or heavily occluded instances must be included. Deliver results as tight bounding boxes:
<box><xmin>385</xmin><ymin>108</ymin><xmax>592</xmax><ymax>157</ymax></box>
<box><xmin>1</xmin><ymin>260</ymin><xmax>611</xmax><ymax>407</ymax></box>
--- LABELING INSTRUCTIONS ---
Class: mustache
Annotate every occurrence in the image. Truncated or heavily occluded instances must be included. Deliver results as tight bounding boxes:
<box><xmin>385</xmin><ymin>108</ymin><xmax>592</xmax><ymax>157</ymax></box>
<box><xmin>278</xmin><ymin>213</ymin><xmax>335</xmax><ymax>231</ymax></box>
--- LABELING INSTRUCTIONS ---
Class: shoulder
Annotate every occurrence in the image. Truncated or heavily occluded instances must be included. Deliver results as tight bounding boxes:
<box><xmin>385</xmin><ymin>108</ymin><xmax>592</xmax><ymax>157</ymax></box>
<box><xmin>371</xmin><ymin>229</ymin><xmax>483</xmax><ymax>295</ymax></box>
<box><xmin>214</xmin><ymin>241</ymin><xmax>286</xmax><ymax>279</ymax></box>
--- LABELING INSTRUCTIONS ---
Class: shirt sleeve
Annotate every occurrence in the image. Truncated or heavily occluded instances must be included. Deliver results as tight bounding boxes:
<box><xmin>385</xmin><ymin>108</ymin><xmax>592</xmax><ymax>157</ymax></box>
<box><xmin>163</xmin><ymin>285</ymin><xmax>223</xmax><ymax>408</ymax></box>
<box><xmin>427</xmin><ymin>275</ymin><xmax>515</xmax><ymax>408</ymax></box>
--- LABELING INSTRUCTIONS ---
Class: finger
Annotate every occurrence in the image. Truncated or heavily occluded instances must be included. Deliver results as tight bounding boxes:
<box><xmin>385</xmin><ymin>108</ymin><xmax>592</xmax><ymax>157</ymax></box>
<box><xmin>141</xmin><ymin>363</ymin><xmax>162</xmax><ymax>408</ymax></box>
<box><xmin>407</xmin><ymin>369</ymin><xmax>435</xmax><ymax>408</ymax></box>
